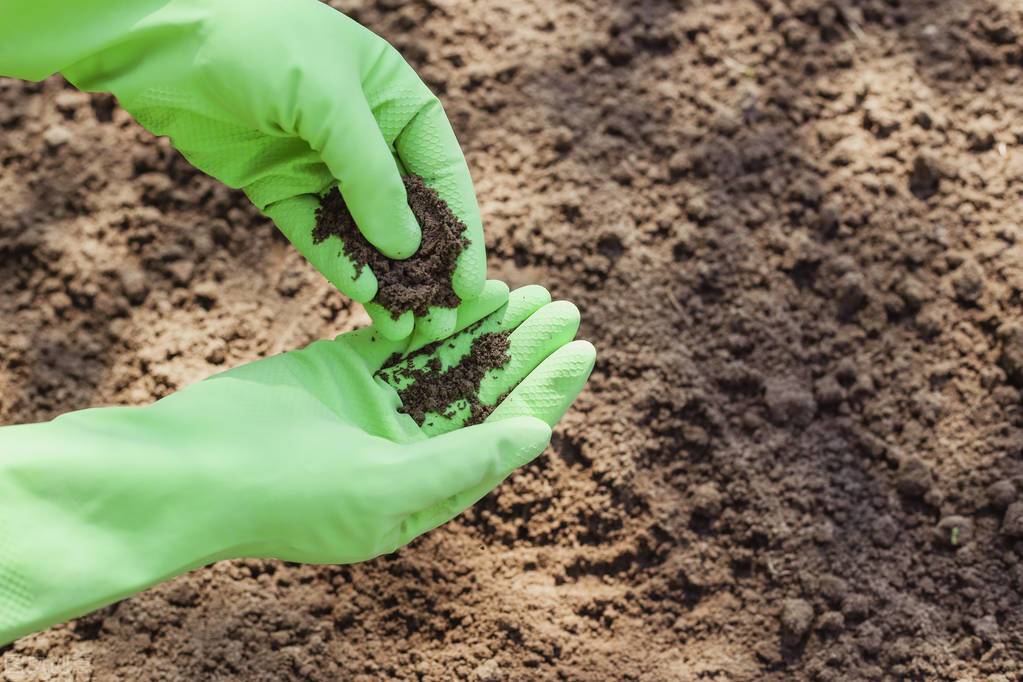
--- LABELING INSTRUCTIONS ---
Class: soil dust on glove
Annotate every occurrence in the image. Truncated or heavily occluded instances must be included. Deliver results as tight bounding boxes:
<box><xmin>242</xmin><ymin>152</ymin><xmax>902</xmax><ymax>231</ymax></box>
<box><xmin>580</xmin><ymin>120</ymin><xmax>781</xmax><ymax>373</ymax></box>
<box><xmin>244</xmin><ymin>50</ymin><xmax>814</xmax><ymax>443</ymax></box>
<box><xmin>313</xmin><ymin>174</ymin><xmax>468</xmax><ymax>319</ymax></box>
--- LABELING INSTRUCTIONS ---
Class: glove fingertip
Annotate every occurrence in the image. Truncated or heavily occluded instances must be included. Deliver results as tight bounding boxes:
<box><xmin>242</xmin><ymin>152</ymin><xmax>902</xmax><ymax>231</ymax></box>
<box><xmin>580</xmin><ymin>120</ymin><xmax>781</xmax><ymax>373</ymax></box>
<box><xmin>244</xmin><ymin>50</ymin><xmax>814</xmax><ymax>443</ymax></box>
<box><xmin>369</xmin><ymin>205</ymin><xmax>422</xmax><ymax>260</ymax></box>
<box><xmin>414</xmin><ymin>307</ymin><xmax>458</xmax><ymax>344</ymax></box>
<box><xmin>486</xmin><ymin>340</ymin><xmax>596</xmax><ymax>427</ymax></box>
<box><xmin>336</xmin><ymin>263</ymin><xmax>379</xmax><ymax>304</ymax></box>
<box><xmin>452</xmin><ymin>239</ymin><xmax>486</xmax><ymax>300</ymax></box>
<box><xmin>369</xmin><ymin>306</ymin><xmax>415</xmax><ymax>341</ymax></box>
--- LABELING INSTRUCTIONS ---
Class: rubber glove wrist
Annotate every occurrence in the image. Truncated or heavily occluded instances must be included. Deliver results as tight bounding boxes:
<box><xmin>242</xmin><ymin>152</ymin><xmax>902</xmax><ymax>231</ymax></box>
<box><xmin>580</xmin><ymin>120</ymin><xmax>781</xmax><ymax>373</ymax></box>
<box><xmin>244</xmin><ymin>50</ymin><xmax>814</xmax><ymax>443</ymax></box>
<box><xmin>0</xmin><ymin>409</ymin><xmax>238</xmax><ymax>645</ymax></box>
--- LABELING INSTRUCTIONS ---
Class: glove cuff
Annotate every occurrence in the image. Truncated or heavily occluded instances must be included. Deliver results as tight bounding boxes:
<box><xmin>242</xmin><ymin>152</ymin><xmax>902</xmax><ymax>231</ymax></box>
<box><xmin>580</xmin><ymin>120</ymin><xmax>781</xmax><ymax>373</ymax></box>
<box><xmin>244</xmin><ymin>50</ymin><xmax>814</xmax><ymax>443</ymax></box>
<box><xmin>0</xmin><ymin>411</ymin><xmax>232</xmax><ymax>645</ymax></box>
<box><xmin>0</xmin><ymin>519</ymin><xmax>34</xmax><ymax>643</ymax></box>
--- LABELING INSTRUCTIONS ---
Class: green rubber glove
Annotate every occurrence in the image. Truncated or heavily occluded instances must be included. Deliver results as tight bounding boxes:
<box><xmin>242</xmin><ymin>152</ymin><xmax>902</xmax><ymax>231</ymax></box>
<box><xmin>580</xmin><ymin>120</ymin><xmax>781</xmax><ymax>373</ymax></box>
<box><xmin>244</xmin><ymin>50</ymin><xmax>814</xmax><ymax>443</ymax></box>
<box><xmin>0</xmin><ymin>281</ymin><xmax>595</xmax><ymax>645</ymax></box>
<box><xmin>0</xmin><ymin>0</ymin><xmax>485</xmax><ymax>343</ymax></box>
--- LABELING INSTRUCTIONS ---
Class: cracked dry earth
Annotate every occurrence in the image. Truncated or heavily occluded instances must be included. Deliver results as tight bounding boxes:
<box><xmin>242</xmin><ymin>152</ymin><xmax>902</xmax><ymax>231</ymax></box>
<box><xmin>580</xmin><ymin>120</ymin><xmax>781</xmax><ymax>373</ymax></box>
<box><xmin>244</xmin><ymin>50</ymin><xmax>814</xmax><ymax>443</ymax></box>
<box><xmin>3</xmin><ymin>0</ymin><xmax>1023</xmax><ymax>680</ymax></box>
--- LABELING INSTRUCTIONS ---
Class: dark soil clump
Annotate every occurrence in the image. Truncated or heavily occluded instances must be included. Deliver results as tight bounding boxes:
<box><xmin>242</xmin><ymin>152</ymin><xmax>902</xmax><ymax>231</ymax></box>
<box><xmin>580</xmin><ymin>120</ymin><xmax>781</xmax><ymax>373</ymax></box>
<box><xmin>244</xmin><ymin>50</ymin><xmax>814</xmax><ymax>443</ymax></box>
<box><xmin>313</xmin><ymin>174</ymin><xmax>468</xmax><ymax>318</ymax></box>
<box><xmin>382</xmin><ymin>331</ymin><xmax>510</xmax><ymax>427</ymax></box>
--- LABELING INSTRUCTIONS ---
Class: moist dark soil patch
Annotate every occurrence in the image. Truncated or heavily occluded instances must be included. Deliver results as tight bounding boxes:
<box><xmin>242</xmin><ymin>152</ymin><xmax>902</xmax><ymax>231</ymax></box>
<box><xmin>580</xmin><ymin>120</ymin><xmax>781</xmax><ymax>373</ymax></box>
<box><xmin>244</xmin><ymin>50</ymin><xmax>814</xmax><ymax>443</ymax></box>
<box><xmin>381</xmin><ymin>331</ymin><xmax>510</xmax><ymax>427</ymax></box>
<box><xmin>313</xmin><ymin>174</ymin><xmax>468</xmax><ymax>319</ymax></box>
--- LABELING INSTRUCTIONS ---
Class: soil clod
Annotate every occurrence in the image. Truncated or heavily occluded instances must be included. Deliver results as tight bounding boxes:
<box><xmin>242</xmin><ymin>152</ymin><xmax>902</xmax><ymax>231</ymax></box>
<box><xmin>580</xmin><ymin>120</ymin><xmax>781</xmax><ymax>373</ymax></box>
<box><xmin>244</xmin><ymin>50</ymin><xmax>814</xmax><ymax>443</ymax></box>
<box><xmin>780</xmin><ymin>599</ymin><xmax>814</xmax><ymax>644</ymax></box>
<box><xmin>1001</xmin><ymin>502</ymin><xmax>1023</xmax><ymax>538</ymax></box>
<box><xmin>987</xmin><ymin>480</ymin><xmax>1017</xmax><ymax>510</ymax></box>
<box><xmin>313</xmin><ymin>174</ymin><xmax>469</xmax><ymax>319</ymax></box>
<box><xmin>895</xmin><ymin>456</ymin><xmax>935</xmax><ymax>498</ymax></box>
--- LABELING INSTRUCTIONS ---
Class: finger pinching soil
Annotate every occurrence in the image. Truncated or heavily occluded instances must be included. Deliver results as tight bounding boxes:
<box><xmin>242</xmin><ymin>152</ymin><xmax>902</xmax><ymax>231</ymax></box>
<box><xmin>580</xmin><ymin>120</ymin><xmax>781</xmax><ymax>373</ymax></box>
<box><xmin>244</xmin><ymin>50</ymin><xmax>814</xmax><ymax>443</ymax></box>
<box><xmin>314</xmin><ymin>174</ymin><xmax>468</xmax><ymax>319</ymax></box>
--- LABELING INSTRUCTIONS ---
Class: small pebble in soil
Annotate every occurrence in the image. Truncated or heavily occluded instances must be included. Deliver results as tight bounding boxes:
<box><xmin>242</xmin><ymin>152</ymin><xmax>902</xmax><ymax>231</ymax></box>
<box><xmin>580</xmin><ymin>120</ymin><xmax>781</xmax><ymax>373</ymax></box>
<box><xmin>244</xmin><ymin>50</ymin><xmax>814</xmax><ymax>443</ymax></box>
<box><xmin>814</xmin><ymin>375</ymin><xmax>844</xmax><ymax>407</ymax></box>
<box><xmin>836</xmin><ymin>271</ymin><xmax>868</xmax><ymax>318</ymax></box>
<box><xmin>764</xmin><ymin>376</ymin><xmax>817</xmax><ymax>426</ymax></box>
<box><xmin>996</xmin><ymin>324</ymin><xmax>1023</xmax><ymax>386</ymax></box>
<box><xmin>43</xmin><ymin>124</ymin><xmax>72</xmax><ymax>148</ymax></box>
<box><xmin>118</xmin><ymin>266</ymin><xmax>150</xmax><ymax>304</ymax></box>
<box><xmin>909</xmin><ymin>153</ymin><xmax>942</xmax><ymax>199</ymax></box>
<box><xmin>473</xmin><ymin>659</ymin><xmax>502</xmax><ymax>682</ymax></box>
<box><xmin>842</xmin><ymin>594</ymin><xmax>872</xmax><ymax>621</ymax></box>
<box><xmin>951</xmin><ymin>259</ymin><xmax>985</xmax><ymax>304</ymax></box>
<box><xmin>987</xmin><ymin>480</ymin><xmax>1017</xmax><ymax>509</ymax></box>
<box><xmin>895</xmin><ymin>456</ymin><xmax>934</xmax><ymax>497</ymax></box>
<box><xmin>816</xmin><ymin>611</ymin><xmax>845</xmax><ymax>635</ymax></box>
<box><xmin>817</xmin><ymin>574</ymin><xmax>848</xmax><ymax>605</ymax></box>
<box><xmin>870</xmin><ymin>514</ymin><xmax>898</xmax><ymax>548</ymax></box>
<box><xmin>691</xmin><ymin>483</ymin><xmax>723</xmax><ymax>518</ymax></box>
<box><xmin>780</xmin><ymin>599</ymin><xmax>814</xmax><ymax>644</ymax></box>
<box><xmin>1001</xmin><ymin>501</ymin><xmax>1023</xmax><ymax>538</ymax></box>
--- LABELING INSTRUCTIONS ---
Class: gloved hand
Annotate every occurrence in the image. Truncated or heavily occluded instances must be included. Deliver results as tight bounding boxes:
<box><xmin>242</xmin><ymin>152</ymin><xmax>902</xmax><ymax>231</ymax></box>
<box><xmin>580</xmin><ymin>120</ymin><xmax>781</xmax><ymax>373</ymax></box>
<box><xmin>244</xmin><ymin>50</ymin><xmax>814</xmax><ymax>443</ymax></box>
<box><xmin>0</xmin><ymin>0</ymin><xmax>485</xmax><ymax>343</ymax></box>
<box><xmin>0</xmin><ymin>281</ymin><xmax>595</xmax><ymax>645</ymax></box>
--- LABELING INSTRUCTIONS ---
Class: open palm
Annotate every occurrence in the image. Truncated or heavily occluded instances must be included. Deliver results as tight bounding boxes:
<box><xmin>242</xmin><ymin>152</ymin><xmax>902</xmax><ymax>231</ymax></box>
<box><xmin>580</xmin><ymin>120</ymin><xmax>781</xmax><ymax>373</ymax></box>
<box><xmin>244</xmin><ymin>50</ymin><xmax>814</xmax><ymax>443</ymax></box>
<box><xmin>137</xmin><ymin>280</ymin><xmax>595</xmax><ymax>564</ymax></box>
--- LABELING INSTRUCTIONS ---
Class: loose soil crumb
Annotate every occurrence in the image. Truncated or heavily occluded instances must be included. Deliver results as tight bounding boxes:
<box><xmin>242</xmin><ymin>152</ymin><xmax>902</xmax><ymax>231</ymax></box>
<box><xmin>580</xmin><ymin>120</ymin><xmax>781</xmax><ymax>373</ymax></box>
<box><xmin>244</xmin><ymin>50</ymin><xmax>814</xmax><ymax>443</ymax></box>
<box><xmin>382</xmin><ymin>331</ymin><xmax>510</xmax><ymax>427</ymax></box>
<box><xmin>313</xmin><ymin>174</ymin><xmax>468</xmax><ymax>319</ymax></box>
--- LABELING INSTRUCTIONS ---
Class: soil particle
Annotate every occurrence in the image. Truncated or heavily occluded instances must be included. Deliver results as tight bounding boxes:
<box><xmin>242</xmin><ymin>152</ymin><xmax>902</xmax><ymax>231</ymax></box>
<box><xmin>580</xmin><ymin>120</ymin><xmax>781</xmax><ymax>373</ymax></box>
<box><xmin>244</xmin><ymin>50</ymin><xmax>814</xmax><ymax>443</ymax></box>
<box><xmin>895</xmin><ymin>456</ymin><xmax>935</xmax><ymax>497</ymax></box>
<box><xmin>966</xmin><ymin>116</ymin><xmax>998</xmax><ymax>152</ymax></box>
<box><xmin>313</xmin><ymin>174</ymin><xmax>468</xmax><ymax>318</ymax></box>
<box><xmin>780</xmin><ymin>599</ymin><xmax>814</xmax><ymax>644</ymax></box>
<box><xmin>690</xmin><ymin>483</ymin><xmax>723</xmax><ymax>518</ymax></box>
<box><xmin>909</xmin><ymin>154</ymin><xmax>942</xmax><ymax>199</ymax></box>
<box><xmin>816</xmin><ymin>575</ymin><xmax>848</xmax><ymax>605</ymax></box>
<box><xmin>118</xmin><ymin>266</ymin><xmax>150</xmax><ymax>304</ymax></box>
<box><xmin>1001</xmin><ymin>502</ymin><xmax>1023</xmax><ymax>538</ymax></box>
<box><xmin>951</xmin><ymin>259</ymin><xmax>986</xmax><ymax>304</ymax></box>
<box><xmin>816</xmin><ymin>203</ymin><xmax>841</xmax><ymax>236</ymax></box>
<box><xmin>870</xmin><ymin>514</ymin><xmax>899</xmax><ymax>548</ymax></box>
<box><xmin>842</xmin><ymin>594</ymin><xmax>872</xmax><ymax>622</ymax></box>
<box><xmin>987</xmin><ymin>480</ymin><xmax>1018</xmax><ymax>509</ymax></box>
<box><xmin>472</xmin><ymin>659</ymin><xmax>502</xmax><ymax>682</ymax></box>
<box><xmin>896</xmin><ymin>275</ymin><xmax>931</xmax><ymax>311</ymax></box>
<box><xmin>42</xmin><ymin>124</ymin><xmax>71</xmax><ymax>148</ymax></box>
<box><xmin>382</xmin><ymin>331</ymin><xmax>511</xmax><ymax>428</ymax></box>
<box><xmin>857</xmin><ymin>623</ymin><xmax>883</xmax><ymax>656</ymax></box>
<box><xmin>835</xmin><ymin>271</ymin><xmax>868</xmax><ymax>318</ymax></box>
<box><xmin>813</xmin><ymin>375</ymin><xmax>844</xmax><ymax>408</ymax></box>
<box><xmin>816</xmin><ymin>611</ymin><xmax>845</xmax><ymax>635</ymax></box>
<box><xmin>972</xmin><ymin>615</ymin><xmax>1000</xmax><ymax>644</ymax></box>
<box><xmin>763</xmin><ymin>376</ymin><xmax>816</xmax><ymax>426</ymax></box>
<box><xmin>812</xmin><ymin>522</ymin><xmax>836</xmax><ymax>545</ymax></box>
<box><xmin>997</xmin><ymin>324</ymin><xmax>1023</xmax><ymax>386</ymax></box>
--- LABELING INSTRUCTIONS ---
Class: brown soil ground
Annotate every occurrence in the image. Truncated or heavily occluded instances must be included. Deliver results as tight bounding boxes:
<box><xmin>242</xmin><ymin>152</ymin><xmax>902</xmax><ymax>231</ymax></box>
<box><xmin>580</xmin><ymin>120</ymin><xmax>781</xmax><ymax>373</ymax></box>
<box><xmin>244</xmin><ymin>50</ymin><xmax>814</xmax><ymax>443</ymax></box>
<box><xmin>2</xmin><ymin>0</ymin><xmax>1023</xmax><ymax>680</ymax></box>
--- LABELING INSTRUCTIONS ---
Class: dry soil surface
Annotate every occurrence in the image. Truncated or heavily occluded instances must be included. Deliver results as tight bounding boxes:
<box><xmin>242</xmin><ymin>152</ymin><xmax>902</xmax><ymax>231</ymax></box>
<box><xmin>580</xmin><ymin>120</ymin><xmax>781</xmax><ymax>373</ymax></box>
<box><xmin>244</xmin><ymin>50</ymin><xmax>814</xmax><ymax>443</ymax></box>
<box><xmin>3</xmin><ymin>0</ymin><xmax>1023</xmax><ymax>680</ymax></box>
